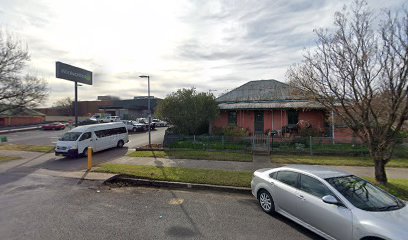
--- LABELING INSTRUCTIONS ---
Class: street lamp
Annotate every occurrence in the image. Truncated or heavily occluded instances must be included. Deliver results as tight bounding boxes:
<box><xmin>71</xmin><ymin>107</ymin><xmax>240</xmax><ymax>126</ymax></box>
<box><xmin>139</xmin><ymin>75</ymin><xmax>151</xmax><ymax>147</ymax></box>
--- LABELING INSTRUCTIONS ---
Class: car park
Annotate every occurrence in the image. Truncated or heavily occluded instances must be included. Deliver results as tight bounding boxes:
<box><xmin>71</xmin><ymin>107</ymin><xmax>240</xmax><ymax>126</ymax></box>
<box><xmin>55</xmin><ymin>122</ymin><xmax>129</xmax><ymax>157</ymax></box>
<box><xmin>42</xmin><ymin>122</ymin><xmax>66</xmax><ymax>130</ymax></box>
<box><xmin>251</xmin><ymin>165</ymin><xmax>407</xmax><ymax>240</ymax></box>
<box><xmin>122</xmin><ymin>120</ymin><xmax>147</xmax><ymax>132</ymax></box>
<box><xmin>152</xmin><ymin>119</ymin><xmax>167</xmax><ymax>127</ymax></box>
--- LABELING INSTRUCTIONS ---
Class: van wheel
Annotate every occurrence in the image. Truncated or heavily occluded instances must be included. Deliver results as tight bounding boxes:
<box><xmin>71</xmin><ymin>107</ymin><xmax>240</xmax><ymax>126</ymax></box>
<box><xmin>117</xmin><ymin>140</ymin><xmax>124</xmax><ymax>148</ymax></box>
<box><xmin>132</xmin><ymin>127</ymin><xmax>137</xmax><ymax>132</ymax></box>
<box><xmin>82</xmin><ymin>147</ymin><xmax>91</xmax><ymax>157</ymax></box>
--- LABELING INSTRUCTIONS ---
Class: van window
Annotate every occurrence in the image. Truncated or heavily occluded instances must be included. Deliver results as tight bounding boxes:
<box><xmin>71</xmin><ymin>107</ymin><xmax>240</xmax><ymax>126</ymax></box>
<box><xmin>79</xmin><ymin>132</ymin><xmax>92</xmax><ymax>141</ymax></box>
<box><xmin>95</xmin><ymin>127</ymin><xmax>127</xmax><ymax>138</ymax></box>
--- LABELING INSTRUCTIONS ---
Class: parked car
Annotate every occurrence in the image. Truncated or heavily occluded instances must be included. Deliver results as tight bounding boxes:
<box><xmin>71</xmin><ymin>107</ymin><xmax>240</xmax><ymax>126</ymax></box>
<box><xmin>55</xmin><ymin>122</ymin><xmax>128</xmax><ymax>158</ymax></box>
<box><xmin>78</xmin><ymin>119</ymin><xmax>98</xmax><ymax>126</ymax></box>
<box><xmin>122</xmin><ymin>120</ymin><xmax>147</xmax><ymax>132</ymax></box>
<box><xmin>135</xmin><ymin>118</ymin><xmax>155</xmax><ymax>130</ymax></box>
<box><xmin>152</xmin><ymin>119</ymin><xmax>167</xmax><ymax>127</ymax></box>
<box><xmin>100</xmin><ymin>116</ymin><xmax>121</xmax><ymax>123</ymax></box>
<box><xmin>251</xmin><ymin>165</ymin><xmax>407</xmax><ymax>240</ymax></box>
<box><xmin>42</xmin><ymin>122</ymin><xmax>66</xmax><ymax>130</ymax></box>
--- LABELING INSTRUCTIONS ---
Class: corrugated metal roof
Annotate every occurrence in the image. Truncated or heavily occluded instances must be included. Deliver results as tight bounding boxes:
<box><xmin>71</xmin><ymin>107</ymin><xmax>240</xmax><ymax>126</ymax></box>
<box><xmin>216</xmin><ymin>80</ymin><xmax>296</xmax><ymax>103</ymax></box>
<box><xmin>218</xmin><ymin>101</ymin><xmax>324</xmax><ymax>110</ymax></box>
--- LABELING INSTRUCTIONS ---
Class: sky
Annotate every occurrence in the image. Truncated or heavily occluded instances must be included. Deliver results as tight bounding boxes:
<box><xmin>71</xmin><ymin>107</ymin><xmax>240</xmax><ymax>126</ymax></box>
<box><xmin>0</xmin><ymin>0</ymin><xmax>406</xmax><ymax>107</ymax></box>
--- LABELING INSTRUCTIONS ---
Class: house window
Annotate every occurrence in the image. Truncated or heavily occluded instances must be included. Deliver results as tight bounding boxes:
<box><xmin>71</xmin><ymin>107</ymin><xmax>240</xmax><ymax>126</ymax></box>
<box><xmin>228</xmin><ymin>111</ymin><xmax>237</xmax><ymax>126</ymax></box>
<box><xmin>288</xmin><ymin>110</ymin><xmax>299</xmax><ymax>125</ymax></box>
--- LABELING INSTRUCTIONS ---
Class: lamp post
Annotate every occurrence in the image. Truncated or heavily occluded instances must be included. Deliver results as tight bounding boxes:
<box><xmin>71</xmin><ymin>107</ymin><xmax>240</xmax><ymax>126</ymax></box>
<box><xmin>139</xmin><ymin>75</ymin><xmax>151</xmax><ymax>147</ymax></box>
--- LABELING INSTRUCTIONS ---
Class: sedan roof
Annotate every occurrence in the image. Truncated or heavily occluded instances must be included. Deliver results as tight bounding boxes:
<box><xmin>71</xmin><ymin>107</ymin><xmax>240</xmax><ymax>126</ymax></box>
<box><xmin>280</xmin><ymin>165</ymin><xmax>350</xmax><ymax>179</ymax></box>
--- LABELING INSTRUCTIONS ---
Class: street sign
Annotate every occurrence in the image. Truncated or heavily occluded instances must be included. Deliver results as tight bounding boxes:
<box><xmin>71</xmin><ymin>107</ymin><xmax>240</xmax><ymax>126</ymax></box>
<box><xmin>56</xmin><ymin>61</ymin><xmax>93</xmax><ymax>85</ymax></box>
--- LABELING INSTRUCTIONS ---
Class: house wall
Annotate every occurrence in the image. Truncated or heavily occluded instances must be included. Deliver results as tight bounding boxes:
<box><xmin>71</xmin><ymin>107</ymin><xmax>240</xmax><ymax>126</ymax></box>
<box><xmin>0</xmin><ymin>116</ymin><xmax>45</xmax><ymax>127</ymax></box>
<box><xmin>237</xmin><ymin>110</ymin><xmax>254</xmax><ymax>132</ymax></box>
<box><xmin>264</xmin><ymin>110</ymin><xmax>288</xmax><ymax>133</ymax></box>
<box><xmin>298</xmin><ymin>111</ymin><xmax>325</xmax><ymax>129</ymax></box>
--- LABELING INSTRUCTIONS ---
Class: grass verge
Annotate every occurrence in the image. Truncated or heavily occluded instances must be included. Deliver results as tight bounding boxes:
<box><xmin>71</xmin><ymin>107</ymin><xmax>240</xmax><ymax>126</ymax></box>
<box><xmin>272</xmin><ymin>155</ymin><xmax>408</xmax><ymax>168</ymax></box>
<box><xmin>0</xmin><ymin>155</ymin><xmax>21</xmax><ymax>163</ymax></box>
<box><xmin>0</xmin><ymin>144</ymin><xmax>54</xmax><ymax>153</ymax></box>
<box><xmin>128</xmin><ymin>150</ymin><xmax>252</xmax><ymax>162</ymax></box>
<box><xmin>95</xmin><ymin>164</ymin><xmax>252</xmax><ymax>188</ymax></box>
<box><xmin>96</xmin><ymin>164</ymin><xmax>408</xmax><ymax>200</ymax></box>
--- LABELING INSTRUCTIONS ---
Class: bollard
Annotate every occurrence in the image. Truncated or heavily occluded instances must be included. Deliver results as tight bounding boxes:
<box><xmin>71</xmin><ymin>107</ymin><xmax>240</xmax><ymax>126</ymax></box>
<box><xmin>87</xmin><ymin>147</ymin><xmax>93</xmax><ymax>171</ymax></box>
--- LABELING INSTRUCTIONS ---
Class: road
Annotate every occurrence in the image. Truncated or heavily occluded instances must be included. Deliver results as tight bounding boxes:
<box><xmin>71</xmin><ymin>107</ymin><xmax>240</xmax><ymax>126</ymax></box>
<box><xmin>1</xmin><ymin>127</ymin><xmax>166</xmax><ymax>148</ymax></box>
<box><xmin>0</xmin><ymin>173</ymin><xmax>322</xmax><ymax>240</ymax></box>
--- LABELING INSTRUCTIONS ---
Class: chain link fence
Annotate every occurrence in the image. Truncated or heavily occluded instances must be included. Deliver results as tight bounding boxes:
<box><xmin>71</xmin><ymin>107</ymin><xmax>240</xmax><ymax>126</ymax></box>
<box><xmin>163</xmin><ymin>133</ymin><xmax>408</xmax><ymax>158</ymax></box>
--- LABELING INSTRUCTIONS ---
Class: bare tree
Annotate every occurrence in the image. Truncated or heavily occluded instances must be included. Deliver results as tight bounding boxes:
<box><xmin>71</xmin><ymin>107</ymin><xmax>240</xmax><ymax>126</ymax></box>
<box><xmin>0</xmin><ymin>32</ymin><xmax>48</xmax><ymax>113</ymax></box>
<box><xmin>287</xmin><ymin>0</ymin><xmax>408</xmax><ymax>184</ymax></box>
<box><xmin>52</xmin><ymin>97</ymin><xmax>73</xmax><ymax>116</ymax></box>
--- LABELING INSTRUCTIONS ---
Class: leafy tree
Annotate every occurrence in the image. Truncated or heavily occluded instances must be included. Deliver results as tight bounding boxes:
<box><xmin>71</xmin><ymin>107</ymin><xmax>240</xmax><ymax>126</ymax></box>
<box><xmin>287</xmin><ymin>0</ymin><xmax>408</xmax><ymax>184</ymax></box>
<box><xmin>52</xmin><ymin>97</ymin><xmax>73</xmax><ymax>116</ymax></box>
<box><xmin>156</xmin><ymin>88</ymin><xmax>219</xmax><ymax>135</ymax></box>
<box><xmin>0</xmin><ymin>32</ymin><xmax>48</xmax><ymax>112</ymax></box>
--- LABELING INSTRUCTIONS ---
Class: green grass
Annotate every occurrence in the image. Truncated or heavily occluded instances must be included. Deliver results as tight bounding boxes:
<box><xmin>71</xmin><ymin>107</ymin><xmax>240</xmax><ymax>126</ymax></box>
<box><xmin>128</xmin><ymin>150</ymin><xmax>252</xmax><ymax>162</ymax></box>
<box><xmin>0</xmin><ymin>144</ymin><xmax>54</xmax><ymax>153</ymax></box>
<box><xmin>272</xmin><ymin>154</ymin><xmax>408</xmax><ymax>168</ymax></box>
<box><xmin>0</xmin><ymin>155</ymin><xmax>21</xmax><ymax>163</ymax></box>
<box><xmin>95</xmin><ymin>164</ymin><xmax>252</xmax><ymax>188</ymax></box>
<box><xmin>366</xmin><ymin>178</ymin><xmax>408</xmax><ymax>200</ymax></box>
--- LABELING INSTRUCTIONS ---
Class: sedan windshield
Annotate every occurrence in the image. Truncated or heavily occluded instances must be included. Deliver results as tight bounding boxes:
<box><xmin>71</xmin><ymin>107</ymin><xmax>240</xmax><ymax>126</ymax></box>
<box><xmin>60</xmin><ymin>132</ymin><xmax>82</xmax><ymax>141</ymax></box>
<box><xmin>326</xmin><ymin>175</ymin><xmax>405</xmax><ymax>211</ymax></box>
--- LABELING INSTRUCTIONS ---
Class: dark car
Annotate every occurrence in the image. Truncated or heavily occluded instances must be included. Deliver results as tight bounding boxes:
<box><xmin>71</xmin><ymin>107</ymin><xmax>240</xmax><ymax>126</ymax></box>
<box><xmin>42</xmin><ymin>122</ymin><xmax>66</xmax><ymax>130</ymax></box>
<box><xmin>77</xmin><ymin>119</ymin><xmax>98</xmax><ymax>126</ymax></box>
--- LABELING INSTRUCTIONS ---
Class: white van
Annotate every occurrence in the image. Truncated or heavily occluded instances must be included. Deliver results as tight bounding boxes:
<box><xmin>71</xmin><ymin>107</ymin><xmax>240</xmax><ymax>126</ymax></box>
<box><xmin>55</xmin><ymin>122</ymin><xmax>129</xmax><ymax>157</ymax></box>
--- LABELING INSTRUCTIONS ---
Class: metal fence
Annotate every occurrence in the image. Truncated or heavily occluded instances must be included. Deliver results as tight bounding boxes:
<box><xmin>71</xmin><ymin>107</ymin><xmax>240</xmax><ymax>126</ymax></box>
<box><xmin>163</xmin><ymin>134</ymin><xmax>408</xmax><ymax>157</ymax></box>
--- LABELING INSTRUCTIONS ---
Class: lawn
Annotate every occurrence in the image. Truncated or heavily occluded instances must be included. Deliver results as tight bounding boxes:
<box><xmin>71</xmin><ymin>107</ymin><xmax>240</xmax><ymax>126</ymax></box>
<box><xmin>0</xmin><ymin>155</ymin><xmax>21</xmax><ymax>163</ymax></box>
<box><xmin>96</xmin><ymin>164</ymin><xmax>408</xmax><ymax>200</ymax></box>
<box><xmin>0</xmin><ymin>144</ymin><xmax>54</xmax><ymax>153</ymax></box>
<box><xmin>95</xmin><ymin>164</ymin><xmax>252</xmax><ymax>188</ymax></box>
<box><xmin>271</xmin><ymin>155</ymin><xmax>408</xmax><ymax>168</ymax></box>
<box><xmin>128</xmin><ymin>150</ymin><xmax>252</xmax><ymax>162</ymax></box>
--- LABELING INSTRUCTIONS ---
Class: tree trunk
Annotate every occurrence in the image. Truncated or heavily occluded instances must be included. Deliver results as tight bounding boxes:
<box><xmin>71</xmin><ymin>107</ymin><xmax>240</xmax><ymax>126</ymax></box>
<box><xmin>374</xmin><ymin>159</ymin><xmax>387</xmax><ymax>185</ymax></box>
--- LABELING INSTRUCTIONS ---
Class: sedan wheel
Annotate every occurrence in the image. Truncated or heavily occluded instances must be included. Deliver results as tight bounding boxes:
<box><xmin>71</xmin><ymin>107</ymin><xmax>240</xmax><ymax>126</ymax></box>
<box><xmin>258</xmin><ymin>190</ymin><xmax>275</xmax><ymax>214</ymax></box>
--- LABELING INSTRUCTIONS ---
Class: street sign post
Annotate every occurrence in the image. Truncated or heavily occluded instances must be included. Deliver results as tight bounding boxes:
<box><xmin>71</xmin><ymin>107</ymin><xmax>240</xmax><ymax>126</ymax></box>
<box><xmin>56</xmin><ymin>62</ymin><xmax>93</xmax><ymax>127</ymax></box>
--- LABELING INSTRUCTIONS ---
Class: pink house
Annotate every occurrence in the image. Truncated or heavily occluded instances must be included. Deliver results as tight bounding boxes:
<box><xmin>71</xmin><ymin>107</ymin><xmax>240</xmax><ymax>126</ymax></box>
<box><xmin>213</xmin><ymin>80</ymin><xmax>328</xmax><ymax>136</ymax></box>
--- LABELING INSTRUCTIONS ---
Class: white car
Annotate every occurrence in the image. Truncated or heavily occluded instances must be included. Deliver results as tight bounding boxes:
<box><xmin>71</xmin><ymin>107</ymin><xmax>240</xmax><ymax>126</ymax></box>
<box><xmin>100</xmin><ymin>116</ymin><xmax>120</xmax><ymax>123</ymax></box>
<box><xmin>122</xmin><ymin>120</ymin><xmax>147</xmax><ymax>132</ymax></box>
<box><xmin>152</xmin><ymin>119</ymin><xmax>167</xmax><ymax>127</ymax></box>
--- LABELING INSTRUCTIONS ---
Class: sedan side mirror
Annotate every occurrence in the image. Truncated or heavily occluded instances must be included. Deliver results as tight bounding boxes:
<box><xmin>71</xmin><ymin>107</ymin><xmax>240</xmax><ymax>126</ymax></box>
<box><xmin>322</xmin><ymin>195</ymin><xmax>339</xmax><ymax>205</ymax></box>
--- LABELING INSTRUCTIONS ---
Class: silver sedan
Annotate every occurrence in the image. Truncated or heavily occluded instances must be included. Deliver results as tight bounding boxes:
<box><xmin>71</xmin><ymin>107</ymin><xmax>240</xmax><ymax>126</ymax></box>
<box><xmin>251</xmin><ymin>165</ymin><xmax>408</xmax><ymax>240</ymax></box>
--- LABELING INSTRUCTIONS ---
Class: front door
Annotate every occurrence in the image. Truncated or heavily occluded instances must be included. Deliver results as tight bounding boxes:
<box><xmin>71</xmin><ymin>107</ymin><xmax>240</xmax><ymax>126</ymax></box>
<box><xmin>254</xmin><ymin>111</ymin><xmax>264</xmax><ymax>134</ymax></box>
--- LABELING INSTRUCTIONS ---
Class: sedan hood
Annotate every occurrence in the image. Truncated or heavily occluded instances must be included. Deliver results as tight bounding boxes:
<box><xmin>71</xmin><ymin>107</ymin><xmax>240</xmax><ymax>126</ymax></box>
<box><xmin>355</xmin><ymin>205</ymin><xmax>408</xmax><ymax>238</ymax></box>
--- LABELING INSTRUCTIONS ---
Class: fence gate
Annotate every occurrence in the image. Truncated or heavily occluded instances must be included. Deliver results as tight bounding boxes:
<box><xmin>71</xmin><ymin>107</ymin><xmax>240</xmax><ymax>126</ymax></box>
<box><xmin>252</xmin><ymin>134</ymin><xmax>271</xmax><ymax>154</ymax></box>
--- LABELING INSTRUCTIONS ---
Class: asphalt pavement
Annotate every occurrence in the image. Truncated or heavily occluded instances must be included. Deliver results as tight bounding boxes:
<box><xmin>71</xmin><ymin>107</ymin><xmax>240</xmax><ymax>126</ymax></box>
<box><xmin>0</xmin><ymin>173</ymin><xmax>322</xmax><ymax>240</ymax></box>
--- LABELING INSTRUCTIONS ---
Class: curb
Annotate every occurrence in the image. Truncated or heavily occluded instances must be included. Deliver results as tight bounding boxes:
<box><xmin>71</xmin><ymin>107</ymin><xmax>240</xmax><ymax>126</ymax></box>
<box><xmin>104</xmin><ymin>174</ymin><xmax>252</xmax><ymax>194</ymax></box>
<box><xmin>0</xmin><ymin>126</ymin><xmax>41</xmax><ymax>134</ymax></box>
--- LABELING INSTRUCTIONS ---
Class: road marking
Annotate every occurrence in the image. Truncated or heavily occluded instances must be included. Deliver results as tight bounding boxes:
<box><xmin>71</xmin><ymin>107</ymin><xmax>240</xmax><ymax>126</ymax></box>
<box><xmin>168</xmin><ymin>198</ymin><xmax>184</xmax><ymax>205</ymax></box>
<box><xmin>51</xmin><ymin>142</ymin><xmax>57</xmax><ymax>144</ymax></box>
